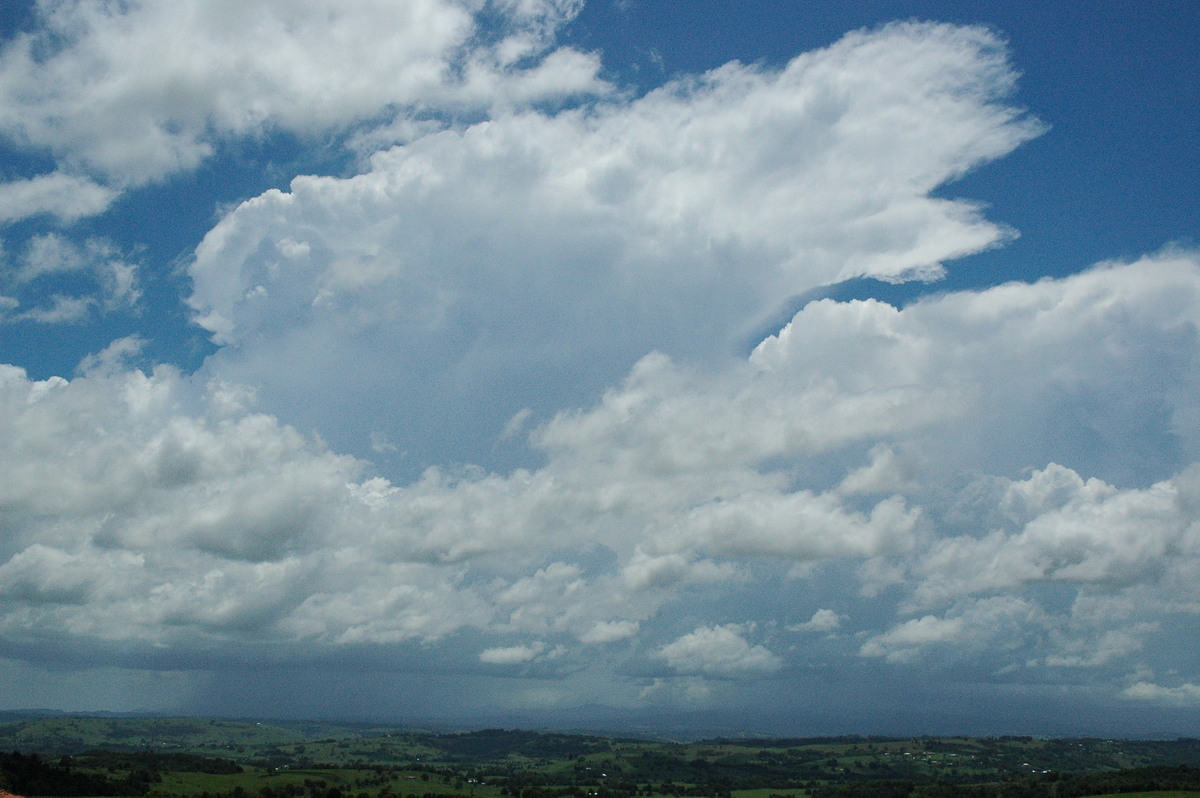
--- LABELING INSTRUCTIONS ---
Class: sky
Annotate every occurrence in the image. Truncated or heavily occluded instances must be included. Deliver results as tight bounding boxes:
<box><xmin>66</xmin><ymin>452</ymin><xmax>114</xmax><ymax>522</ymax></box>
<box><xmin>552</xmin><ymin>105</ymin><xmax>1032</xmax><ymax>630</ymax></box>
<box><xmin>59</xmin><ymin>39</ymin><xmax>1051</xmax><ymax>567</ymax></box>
<box><xmin>1</xmin><ymin>0</ymin><xmax>1199</xmax><ymax>738</ymax></box>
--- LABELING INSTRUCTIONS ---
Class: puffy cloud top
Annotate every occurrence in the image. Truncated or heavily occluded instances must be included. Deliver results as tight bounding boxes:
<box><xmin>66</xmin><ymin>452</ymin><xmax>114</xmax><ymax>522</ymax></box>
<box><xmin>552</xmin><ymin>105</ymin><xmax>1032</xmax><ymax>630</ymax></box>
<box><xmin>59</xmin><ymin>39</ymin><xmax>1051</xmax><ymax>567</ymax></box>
<box><xmin>184</xmin><ymin>21</ymin><xmax>1042</xmax><ymax>472</ymax></box>
<box><xmin>0</xmin><ymin>0</ymin><xmax>603</xmax><ymax>219</ymax></box>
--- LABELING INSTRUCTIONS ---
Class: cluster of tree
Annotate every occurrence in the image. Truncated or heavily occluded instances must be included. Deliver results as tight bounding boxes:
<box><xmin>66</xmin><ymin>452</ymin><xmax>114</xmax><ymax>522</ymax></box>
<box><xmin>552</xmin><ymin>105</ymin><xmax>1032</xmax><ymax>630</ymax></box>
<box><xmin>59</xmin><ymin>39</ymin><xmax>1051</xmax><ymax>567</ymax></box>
<box><xmin>415</xmin><ymin>731</ymin><xmax>612</xmax><ymax>763</ymax></box>
<box><xmin>810</xmin><ymin>782</ymin><xmax>914</xmax><ymax>798</ymax></box>
<box><xmin>149</xmin><ymin>789</ymin><xmax>465</xmax><ymax>798</ymax></box>
<box><xmin>0</xmin><ymin>751</ymin><xmax>154</xmax><ymax>796</ymax></box>
<box><xmin>702</xmin><ymin>737</ymin><xmax>906</xmax><ymax>749</ymax></box>
<box><xmin>70</xmin><ymin>751</ymin><xmax>243</xmax><ymax>775</ymax></box>
<box><xmin>0</xmin><ymin>750</ymin><xmax>243</xmax><ymax>797</ymax></box>
<box><xmin>809</xmin><ymin>763</ymin><xmax>1200</xmax><ymax>797</ymax></box>
<box><xmin>621</xmin><ymin>751</ymin><xmax>822</xmax><ymax>788</ymax></box>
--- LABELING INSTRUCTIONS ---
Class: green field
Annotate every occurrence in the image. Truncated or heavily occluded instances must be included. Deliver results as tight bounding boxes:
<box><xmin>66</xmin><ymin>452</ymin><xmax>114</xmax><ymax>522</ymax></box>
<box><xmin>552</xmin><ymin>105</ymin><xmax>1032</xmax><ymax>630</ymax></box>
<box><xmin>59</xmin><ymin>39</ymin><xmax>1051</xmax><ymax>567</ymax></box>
<box><xmin>3</xmin><ymin>717</ymin><xmax>1200</xmax><ymax>798</ymax></box>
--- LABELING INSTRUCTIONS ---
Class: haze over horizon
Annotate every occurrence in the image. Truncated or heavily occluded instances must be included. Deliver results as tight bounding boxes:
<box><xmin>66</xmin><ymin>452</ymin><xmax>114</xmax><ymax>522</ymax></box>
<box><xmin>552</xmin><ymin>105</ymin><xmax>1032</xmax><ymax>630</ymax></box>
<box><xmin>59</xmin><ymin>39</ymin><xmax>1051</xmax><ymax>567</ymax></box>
<box><xmin>1</xmin><ymin>0</ymin><xmax>1199</xmax><ymax>738</ymax></box>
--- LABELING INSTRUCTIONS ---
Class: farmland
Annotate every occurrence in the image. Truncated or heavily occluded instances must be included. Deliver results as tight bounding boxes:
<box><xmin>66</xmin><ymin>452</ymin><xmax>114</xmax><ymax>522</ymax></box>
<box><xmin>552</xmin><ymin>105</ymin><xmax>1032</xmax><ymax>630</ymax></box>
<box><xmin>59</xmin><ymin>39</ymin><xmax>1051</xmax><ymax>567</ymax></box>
<box><xmin>2</xmin><ymin>716</ymin><xmax>1200</xmax><ymax>798</ymax></box>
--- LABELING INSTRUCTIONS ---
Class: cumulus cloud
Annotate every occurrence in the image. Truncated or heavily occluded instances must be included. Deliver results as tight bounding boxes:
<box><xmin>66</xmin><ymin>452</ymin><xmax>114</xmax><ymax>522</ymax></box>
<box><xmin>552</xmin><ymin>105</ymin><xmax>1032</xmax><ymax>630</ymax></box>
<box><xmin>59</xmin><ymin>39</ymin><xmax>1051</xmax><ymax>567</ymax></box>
<box><xmin>838</xmin><ymin>445</ymin><xmax>921</xmax><ymax>496</ymax></box>
<box><xmin>1043</xmin><ymin>625</ymin><xmax>1156</xmax><ymax>669</ymax></box>
<box><xmin>620</xmin><ymin>550</ymin><xmax>739</xmax><ymax>592</ymax></box>
<box><xmin>902</xmin><ymin>464</ymin><xmax>1198</xmax><ymax>610</ymax></box>
<box><xmin>859</xmin><ymin>597</ymin><xmax>1045</xmax><ymax>664</ymax></box>
<box><xmin>184</xmin><ymin>21</ymin><xmax>1041</xmax><ymax>470</ymax></box>
<box><xmin>0</xmin><ymin>173</ymin><xmax>119</xmax><ymax>223</ymax></box>
<box><xmin>2</xmin><ymin>245</ymin><xmax>1200</xmax><ymax>709</ymax></box>
<box><xmin>656</xmin><ymin>624</ymin><xmax>782</xmax><ymax>676</ymax></box>
<box><xmin>791</xmin><ymin>609</ymin><xmax>844</xmax><ymax>634</ymax></box>
<box><xmin>3</xmin><ymin>251</ymin><xmax>1200</xmax><ymax>692</ymax></box>
<box><xmin>758</xmin><ymin>250</ymin><xmax>1200</xmax><ymax>485</ymax></box>
<box><xmin>76</xmin><ymin>336</ymin><xmax>149</xmax><ymax>377</ymax></box>
<box><xmin>579</xmin><ymin>620</ymin><xmax>639</xmax><ymax>644</ymax></box>
<box><xmin>1124</xmin><ymin>681</ymin><xmax>1200</xmax><ymax>706</ymax></box>
<box><xmin>0</xmin><ymin>0</ymin><xmax>602</xmax><ymax>201</ymax></box>
<box><xmin>860</xmin><ymin>615</ymin><xmax>966</xmax><ymax>663</ymax></box>
<box><xmin>480</xmin><ymin>642</ymin><xmax>547</xmax><ymax>665</ymax></box>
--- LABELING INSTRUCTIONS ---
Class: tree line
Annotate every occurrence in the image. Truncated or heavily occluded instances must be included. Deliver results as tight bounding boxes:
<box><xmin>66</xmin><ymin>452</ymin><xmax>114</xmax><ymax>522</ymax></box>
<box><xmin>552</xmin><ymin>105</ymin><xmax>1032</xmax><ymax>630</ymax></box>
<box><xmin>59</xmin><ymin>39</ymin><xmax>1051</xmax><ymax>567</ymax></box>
<box><xmin>810</xmin><ymin>763</ymin><xmax>1200</xmax><ymax>797</ymax></box>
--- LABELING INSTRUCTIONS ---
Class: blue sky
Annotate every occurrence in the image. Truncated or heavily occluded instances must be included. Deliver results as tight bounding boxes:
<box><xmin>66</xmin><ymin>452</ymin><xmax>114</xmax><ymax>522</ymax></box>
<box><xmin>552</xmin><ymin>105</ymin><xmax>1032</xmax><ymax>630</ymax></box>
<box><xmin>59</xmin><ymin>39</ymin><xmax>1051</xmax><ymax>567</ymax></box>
<box><xmin>1</xmin><ymin>0</ymin><xmax>1199</xmax><ymax>736</ymax></box>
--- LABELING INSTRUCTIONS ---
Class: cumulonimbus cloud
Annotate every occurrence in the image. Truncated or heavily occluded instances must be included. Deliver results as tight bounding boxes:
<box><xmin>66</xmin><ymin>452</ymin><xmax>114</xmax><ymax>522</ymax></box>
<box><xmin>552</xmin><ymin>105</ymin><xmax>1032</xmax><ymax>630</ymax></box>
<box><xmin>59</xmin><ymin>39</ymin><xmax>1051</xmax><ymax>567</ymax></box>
<box><xmin>0</xmin><ymin>15</ymin><xmax>1197</xmax><ymax>715</ymax></box>
<box><xmin>184</xmin><ymin>21</ymin><xmax>1042</xmax><ymax>472</ymax></box>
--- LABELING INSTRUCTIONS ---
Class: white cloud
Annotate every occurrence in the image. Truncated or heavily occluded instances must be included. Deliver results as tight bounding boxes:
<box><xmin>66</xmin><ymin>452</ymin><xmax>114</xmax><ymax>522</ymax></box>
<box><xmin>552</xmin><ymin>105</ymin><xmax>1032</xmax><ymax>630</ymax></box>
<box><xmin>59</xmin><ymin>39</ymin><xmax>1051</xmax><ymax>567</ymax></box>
<box><xmin>184</xmin><ymin>21</ymin><xmax>1040</xmax><ymax>471</ymax></box>
<box><xmin>904</xmin><ymin>463</ymin><xmax>1200</xmax><ymax>610</ymax></box>
<box><xmin>13</xmin><ymin>295</ymin><xmax>94</xmax><ymax>324</ymax></box>
<box><xmin>2</xmin><ymin>235</ymin><xmax>140</xmax><ymax>323</ymax></box>
<box><xmin>860</xmin><ymin>615</ymin><xmax>965</xmax><ymax>663</ymax></box>
<box><xmin>1043</xmin><ymin>625</ymin><xmax>1156</xmax><ymax>668</ymax></box>
<box><xmin>76</xmin><ymin>335</ymin><xmax>148</xmax><ymax>376</ymax></box>
<box><xmin>16</xmin><ymin>234</ymin><xmax>88</xmax><ymax>283</ymax></box>
<box><xmin>0</xmin><ymin>543</ymin><xmax>145</xmax><ymax>607</ymax></box>
<box><xmin>860</xmin><ymin>597</ymin><xmax>1044</xmax><ymax>664</ymax></box>
<box><xmin>1123</xmin><ymin>681</ymin><xmax>1200</xmax><ymax>706</ymax></box>
<box><xmin>579</xmin><ymin>620</ymin><xmax>639</xmax><ymax>644</ymax></box>
<box><xmin>757</xmin><ymin>249</ymin><xmax>1200</xmax><ymax>488</ymax></box>
<box><xmin>620</xmin><ymin>550</ymin><xmax>739</xmax><ymax>592</ymax></box>
<box><xmin>656</xmin><ymin>624</ymin><xmax>781</xmax><ymax>676</ymax></box>
<box><xmin>790</xmin><ymin>609</ymin><xmax>844</xmax><ymax>634</ymax></box>
<box><xmin>0</xmin><ymin>172</ymin><xmax>118</xmax><ymax>223</ymax></box>
<box><xmin>3</xmin><ymin>251</ymin><xmax>1199</xmax><ymax>684</ymax></box>
<box><xmin>0</xmin><ymin>0</ymin><xmax>602</xmax><ymax>193</ymax></box>
<box><xmin>494</xmin><ymin>562</ymin><xmax>586</xmax><ymax>634</ymax></box>
<box><xmin>839</xmin><ymin>444</ymin><xmax>920</xmax><ymax>496</ymax></box>
<box><xmin>2</xmin><ymin>244</ymin><xmax>1200</xmax><ymax>701</ymax></box>
<box><xmin>664</xmin><ymin>491</ymin><xmax>920</xmax><ymax>561</ymax></box>
<box><xmin>2</xmin><ymin>12</ymin><xmax>1200</xmax><ymax>714</ymax></box>
<box><xmin>480</xmin><ymin>641</ymin><xmax>546</xmax><ymax>665</ymax></box>
<box><xmin>287</xmin><ymin>559</ymin><xmax>494</xmax><ymax>645</ymax></box>
<box><xmin>0</xmin><ymin>364</ymin><xmax>368</xmax><ymax>645</ymax></box>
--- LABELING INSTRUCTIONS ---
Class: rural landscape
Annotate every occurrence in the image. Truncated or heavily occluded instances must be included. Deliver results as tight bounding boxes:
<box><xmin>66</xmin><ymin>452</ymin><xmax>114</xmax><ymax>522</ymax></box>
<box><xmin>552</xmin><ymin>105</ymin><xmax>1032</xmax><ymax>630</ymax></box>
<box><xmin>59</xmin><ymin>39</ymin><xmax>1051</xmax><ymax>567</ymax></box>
<box><xmin>2</xmin><ymin>716</ymin><xmax>1200</xmax><ymax>798</ymax></box>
